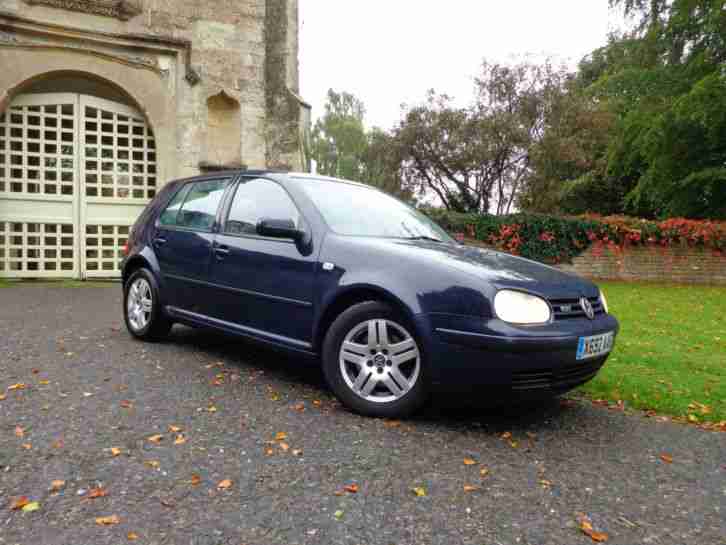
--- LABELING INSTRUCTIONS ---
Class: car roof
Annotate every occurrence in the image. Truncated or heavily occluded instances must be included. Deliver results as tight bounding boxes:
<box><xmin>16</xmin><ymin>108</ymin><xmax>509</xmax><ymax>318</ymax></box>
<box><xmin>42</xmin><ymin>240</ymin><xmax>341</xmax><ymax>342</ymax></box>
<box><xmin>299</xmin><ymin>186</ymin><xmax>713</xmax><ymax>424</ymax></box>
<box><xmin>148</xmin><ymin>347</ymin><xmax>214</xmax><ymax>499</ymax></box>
<box><xmin>169</xmin><ymin>170</ymin><xmax>370</xmax><ymax>189</ymax></box>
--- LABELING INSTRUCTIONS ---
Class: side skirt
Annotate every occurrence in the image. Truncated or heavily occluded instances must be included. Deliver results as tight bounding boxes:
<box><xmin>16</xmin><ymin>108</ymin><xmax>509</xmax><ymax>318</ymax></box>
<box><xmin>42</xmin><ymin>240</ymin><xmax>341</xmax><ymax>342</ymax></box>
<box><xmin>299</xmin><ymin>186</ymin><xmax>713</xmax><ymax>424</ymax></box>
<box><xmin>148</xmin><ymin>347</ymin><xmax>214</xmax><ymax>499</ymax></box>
<box><xmin>166</xmin><ymin>306</ymin><xmax>317</xmax><ymax>357</ymax></box>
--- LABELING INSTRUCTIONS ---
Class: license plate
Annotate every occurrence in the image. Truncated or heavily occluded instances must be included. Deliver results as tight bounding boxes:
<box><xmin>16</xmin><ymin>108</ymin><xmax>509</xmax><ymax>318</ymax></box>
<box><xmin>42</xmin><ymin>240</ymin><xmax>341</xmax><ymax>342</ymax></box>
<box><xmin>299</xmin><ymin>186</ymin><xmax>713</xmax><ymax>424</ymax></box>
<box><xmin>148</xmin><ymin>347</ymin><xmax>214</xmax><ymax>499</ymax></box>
<box><xmin>576</xmin><ymin>331</ymin><xmax>615</xmax><ymax>360</ymax></box>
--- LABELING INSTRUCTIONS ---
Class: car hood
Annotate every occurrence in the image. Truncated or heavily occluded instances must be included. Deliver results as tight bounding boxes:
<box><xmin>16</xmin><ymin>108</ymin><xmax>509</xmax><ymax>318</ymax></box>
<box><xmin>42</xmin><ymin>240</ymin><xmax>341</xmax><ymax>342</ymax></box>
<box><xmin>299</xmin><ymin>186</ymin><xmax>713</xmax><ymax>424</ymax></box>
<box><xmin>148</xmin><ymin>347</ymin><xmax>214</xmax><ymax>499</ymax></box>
<box><xmin>389</xmin><ymin>239</ymin><xmax>598</xmax><ymax>298</ymax></box>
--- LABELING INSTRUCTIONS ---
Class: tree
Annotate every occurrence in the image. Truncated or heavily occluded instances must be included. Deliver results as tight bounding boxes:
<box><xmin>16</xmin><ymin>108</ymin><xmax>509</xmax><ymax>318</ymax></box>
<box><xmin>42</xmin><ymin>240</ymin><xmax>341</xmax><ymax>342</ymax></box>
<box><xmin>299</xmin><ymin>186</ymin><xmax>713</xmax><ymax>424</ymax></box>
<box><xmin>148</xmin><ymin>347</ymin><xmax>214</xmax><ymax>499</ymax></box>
<box><xmin>310</xmin><ymin>89</ymin><xmax>368</xmax><ymax>180</ymax></box>
<box><xmin>394</xmin><ymin>60</ymin><xmax>572</xmax><ymax>214</ymax></box>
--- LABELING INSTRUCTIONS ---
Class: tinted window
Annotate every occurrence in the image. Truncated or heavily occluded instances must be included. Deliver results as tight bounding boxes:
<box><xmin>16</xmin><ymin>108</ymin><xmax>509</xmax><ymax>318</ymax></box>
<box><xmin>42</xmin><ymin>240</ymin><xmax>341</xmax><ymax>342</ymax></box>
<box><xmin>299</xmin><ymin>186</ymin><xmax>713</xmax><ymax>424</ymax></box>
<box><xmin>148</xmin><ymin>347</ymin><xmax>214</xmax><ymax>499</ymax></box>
<box><xmin>225</xmin><ymin>178</ymin><xmax>300</xmax><ymax>236</ymax></box>
<box><xmin>158</xmin><ymin>184</ymin><xmax>190</xmax><ymax>226</ymax></box>
<box><xmin>175</xmin><ymin>179</ymin><xmax>229</xmax><ymax>231</ymax></box>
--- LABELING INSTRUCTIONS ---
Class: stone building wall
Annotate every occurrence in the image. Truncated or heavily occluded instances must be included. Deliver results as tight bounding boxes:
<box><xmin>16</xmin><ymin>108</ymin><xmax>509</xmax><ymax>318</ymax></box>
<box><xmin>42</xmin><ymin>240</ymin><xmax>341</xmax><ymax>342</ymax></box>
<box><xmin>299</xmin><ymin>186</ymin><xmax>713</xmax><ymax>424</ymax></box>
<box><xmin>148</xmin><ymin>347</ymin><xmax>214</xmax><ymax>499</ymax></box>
<box><xmin>0</xmin><ymin>0</ymin><xmax>309</xmax><ymax>179</ymax></box>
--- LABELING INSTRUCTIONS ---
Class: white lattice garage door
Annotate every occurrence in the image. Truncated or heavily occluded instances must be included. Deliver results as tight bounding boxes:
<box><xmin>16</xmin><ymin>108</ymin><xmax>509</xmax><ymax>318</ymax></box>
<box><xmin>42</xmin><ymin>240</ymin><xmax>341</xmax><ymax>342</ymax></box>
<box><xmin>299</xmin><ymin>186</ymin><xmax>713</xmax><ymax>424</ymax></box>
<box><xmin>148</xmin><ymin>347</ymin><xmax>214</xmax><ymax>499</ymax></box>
<box><xmin>0</xmin><ymin>93</ymin><xmax>157</xmax><ymax>279</ymax></box>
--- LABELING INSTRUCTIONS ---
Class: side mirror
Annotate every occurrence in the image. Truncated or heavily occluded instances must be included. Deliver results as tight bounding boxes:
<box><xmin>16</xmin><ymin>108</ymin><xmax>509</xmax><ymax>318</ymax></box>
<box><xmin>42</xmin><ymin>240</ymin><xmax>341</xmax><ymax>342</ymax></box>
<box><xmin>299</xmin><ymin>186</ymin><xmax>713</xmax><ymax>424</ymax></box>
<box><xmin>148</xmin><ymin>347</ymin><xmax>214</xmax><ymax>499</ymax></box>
<box><xmin>256</xmin><ymin>218</ymin><xmax>304</xmax><ymax>241</ymax></box>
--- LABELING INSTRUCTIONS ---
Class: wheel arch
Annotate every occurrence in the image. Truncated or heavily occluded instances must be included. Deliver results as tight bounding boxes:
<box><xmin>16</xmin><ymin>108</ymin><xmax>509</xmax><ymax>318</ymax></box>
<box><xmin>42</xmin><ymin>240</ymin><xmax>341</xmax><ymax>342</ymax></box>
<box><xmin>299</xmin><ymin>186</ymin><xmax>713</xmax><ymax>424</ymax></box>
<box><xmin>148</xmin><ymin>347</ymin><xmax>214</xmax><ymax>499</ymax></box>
<box><xmin>313</xmin><ymin>285</ymin><xmax>419</xmax><ymax>353</ymax></box>
<box><xmin>121</xmin><ymin>247</ymin><xmax>160</xmax><ymax>287</ymax></box>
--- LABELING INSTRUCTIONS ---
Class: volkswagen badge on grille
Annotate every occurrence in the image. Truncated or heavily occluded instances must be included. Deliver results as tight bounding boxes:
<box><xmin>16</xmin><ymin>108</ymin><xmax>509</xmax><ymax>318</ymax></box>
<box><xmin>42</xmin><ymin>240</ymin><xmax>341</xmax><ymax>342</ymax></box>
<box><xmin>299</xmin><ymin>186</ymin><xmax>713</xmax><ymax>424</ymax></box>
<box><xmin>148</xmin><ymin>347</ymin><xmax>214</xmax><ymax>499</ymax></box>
<box><xmin>579</xmin><ymin>297</ymin><xmax>595</xmax><ymax>320</ymax></box>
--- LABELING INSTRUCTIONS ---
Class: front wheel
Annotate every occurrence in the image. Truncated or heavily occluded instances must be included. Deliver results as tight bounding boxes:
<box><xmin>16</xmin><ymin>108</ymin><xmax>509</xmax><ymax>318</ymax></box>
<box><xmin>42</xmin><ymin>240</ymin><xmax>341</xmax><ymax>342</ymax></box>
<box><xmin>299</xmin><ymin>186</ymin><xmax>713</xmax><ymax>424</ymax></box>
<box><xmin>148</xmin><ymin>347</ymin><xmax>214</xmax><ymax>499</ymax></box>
<box><xmin>123</xmin><ymin>268</ymin><xmax>172</xmax><ymax>341</ymax></box>
<box><xmin>322</xmin><ymin>301</ymin><xmax>429</xmax><ymax>418</ymax></box>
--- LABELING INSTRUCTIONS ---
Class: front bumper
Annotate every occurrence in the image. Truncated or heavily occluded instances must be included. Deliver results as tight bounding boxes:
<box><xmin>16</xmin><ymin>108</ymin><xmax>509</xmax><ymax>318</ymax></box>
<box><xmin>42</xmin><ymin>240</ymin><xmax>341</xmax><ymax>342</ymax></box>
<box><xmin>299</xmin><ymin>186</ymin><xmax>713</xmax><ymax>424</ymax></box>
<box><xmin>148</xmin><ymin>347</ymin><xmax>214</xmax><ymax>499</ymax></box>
<box><xmin>417</xmin><ymin>313</ymin><xmax>619</xmax><ymax>397</ymax></box>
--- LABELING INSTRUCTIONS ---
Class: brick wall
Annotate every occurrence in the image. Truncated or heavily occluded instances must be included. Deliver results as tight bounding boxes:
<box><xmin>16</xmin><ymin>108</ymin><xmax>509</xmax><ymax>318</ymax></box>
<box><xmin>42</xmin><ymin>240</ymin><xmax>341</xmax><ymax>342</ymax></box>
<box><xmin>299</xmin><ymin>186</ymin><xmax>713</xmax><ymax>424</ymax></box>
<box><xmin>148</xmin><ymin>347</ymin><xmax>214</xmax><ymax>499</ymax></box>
<box><xmin>556</xmin><ymin>244</ymin><xmax>726</xmax><ymax>285</ymax></box>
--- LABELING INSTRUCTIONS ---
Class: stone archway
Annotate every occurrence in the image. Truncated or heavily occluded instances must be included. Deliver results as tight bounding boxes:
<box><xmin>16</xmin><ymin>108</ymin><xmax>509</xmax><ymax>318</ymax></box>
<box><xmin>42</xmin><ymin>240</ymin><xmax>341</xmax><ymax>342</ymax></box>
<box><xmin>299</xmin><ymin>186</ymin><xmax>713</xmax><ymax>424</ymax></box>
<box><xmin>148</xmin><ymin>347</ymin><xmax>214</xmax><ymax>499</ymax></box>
<box><xmin>0</xmin><ymin>72</ymin><xmax>159</xmax><ymax>278</ymax></box>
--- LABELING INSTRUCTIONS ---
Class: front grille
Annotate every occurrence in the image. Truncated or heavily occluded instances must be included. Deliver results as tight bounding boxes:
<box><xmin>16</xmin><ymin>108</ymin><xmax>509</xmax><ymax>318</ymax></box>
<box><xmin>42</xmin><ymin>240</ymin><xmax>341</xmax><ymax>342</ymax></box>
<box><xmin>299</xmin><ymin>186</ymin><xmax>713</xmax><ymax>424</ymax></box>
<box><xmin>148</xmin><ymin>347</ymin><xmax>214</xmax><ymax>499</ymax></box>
<box><xmin>511</xmin><ymin>359</ymin><xmax>604</xmax><ymax>391</ymax></box>
<box><xmin>549</xmin><ymin>296</ymin><xmax>605</xmax><ymax>320</ymax></box>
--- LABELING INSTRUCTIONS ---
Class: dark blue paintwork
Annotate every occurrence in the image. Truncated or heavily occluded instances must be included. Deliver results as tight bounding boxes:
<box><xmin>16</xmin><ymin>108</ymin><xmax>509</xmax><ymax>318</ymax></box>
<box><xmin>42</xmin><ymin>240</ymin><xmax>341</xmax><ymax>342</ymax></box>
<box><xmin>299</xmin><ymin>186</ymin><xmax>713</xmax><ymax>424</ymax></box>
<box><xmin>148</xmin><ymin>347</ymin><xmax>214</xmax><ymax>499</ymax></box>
<box><xmin>122</xmin><ymin>170</ymin><xmax>619</xmax><ymax>396</ymax></box>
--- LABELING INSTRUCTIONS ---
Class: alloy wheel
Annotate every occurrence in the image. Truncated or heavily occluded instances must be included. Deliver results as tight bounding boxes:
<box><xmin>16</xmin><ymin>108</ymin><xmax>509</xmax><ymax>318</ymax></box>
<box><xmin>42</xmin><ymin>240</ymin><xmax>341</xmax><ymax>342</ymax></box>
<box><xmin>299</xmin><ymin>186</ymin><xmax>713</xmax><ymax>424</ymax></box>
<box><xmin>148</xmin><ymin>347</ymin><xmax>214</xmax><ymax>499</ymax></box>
<box><xmin>127</xmin><ymin>277</ymin><xmax>153</xmax><ymax>332</ymax></box>
<box><xmin>339</xmin><ymin>319</ymin><xmax>420</xmax><ymax>403</ymax></box>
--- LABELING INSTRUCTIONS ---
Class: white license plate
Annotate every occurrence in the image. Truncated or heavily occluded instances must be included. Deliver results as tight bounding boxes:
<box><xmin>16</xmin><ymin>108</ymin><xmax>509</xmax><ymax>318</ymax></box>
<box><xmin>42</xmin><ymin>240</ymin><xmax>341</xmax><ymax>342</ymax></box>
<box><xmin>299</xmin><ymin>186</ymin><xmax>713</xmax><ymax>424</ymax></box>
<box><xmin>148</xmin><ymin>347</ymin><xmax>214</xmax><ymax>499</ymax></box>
<box><xmin>576</xmin><ymin>331</ymin><xmax>615</xmax><ymax>360</ymax></box>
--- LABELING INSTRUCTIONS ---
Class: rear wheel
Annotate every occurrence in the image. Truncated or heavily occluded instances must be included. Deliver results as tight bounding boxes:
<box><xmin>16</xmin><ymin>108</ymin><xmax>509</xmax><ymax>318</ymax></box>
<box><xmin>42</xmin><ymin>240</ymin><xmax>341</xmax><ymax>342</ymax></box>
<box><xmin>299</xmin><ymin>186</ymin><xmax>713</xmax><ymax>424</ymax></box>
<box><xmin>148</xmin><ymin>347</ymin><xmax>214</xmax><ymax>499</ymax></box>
<box><xmin>123</xmin><ymin>268</ymin><xmax>172</xmax><ymax>341</ymax></box>
<box><xmin>322</xmin><ymin>301</ymin><xmax>428</xmax><ymax>418</ymax></box>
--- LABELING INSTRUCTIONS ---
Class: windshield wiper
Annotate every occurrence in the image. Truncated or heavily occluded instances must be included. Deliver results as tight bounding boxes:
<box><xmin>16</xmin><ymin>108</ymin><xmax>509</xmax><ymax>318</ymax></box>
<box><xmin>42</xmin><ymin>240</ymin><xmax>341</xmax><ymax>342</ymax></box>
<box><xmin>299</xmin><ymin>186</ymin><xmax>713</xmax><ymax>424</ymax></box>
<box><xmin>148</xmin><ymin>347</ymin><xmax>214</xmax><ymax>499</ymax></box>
<box><xmin>404</xmin><ymin>235</ymin><xmax>443</xmax><ymax>243</ymax></box>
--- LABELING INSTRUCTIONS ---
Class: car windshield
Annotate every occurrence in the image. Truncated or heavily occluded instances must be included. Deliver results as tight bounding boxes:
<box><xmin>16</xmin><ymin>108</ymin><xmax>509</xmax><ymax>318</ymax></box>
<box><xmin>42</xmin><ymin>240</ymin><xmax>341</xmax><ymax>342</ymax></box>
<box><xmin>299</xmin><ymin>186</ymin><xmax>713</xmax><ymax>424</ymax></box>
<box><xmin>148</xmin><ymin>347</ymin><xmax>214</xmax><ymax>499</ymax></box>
<box><xmin>295</xmin><ymin>178</ymin><xmax>454</xmax><ymax>242</ymax></box>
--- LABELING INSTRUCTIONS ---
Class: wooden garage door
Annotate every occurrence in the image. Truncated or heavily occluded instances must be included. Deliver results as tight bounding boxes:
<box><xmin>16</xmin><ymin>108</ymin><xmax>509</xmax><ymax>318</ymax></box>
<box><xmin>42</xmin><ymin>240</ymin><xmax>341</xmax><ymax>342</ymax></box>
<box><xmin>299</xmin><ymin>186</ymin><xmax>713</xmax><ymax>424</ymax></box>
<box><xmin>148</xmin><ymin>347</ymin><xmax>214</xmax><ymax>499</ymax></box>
<box><xmin>0</xmin><ymin>93</ymin><xmax>157</xmax><ymax>279</ymax></box>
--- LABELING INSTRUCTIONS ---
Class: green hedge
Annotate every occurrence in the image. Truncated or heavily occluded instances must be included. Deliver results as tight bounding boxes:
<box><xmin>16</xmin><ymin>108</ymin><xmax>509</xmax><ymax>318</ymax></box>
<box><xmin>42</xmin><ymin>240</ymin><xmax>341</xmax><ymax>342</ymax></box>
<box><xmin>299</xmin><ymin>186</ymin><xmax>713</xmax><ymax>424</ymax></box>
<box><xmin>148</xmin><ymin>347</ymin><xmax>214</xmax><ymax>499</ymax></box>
<box><xmin>423</xmin><ymin>208</ymin><xmax>726</xmax><ymax>264</ymax></box>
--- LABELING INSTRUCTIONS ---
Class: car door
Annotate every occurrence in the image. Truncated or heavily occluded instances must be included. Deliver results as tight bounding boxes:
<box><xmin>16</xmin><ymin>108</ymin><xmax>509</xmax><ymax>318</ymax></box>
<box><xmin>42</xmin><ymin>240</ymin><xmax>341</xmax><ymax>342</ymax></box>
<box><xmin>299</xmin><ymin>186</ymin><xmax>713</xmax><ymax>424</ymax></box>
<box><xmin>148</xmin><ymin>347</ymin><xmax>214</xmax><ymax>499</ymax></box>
<box><xmin>154</xmin><ymin>177</ymin><xmax>231</xmax><ymax>313</ymax></box>
<box><xmin>207</xmin><ymin>177</ymin><xmax>317</xmax><ymax>347</ymax></box>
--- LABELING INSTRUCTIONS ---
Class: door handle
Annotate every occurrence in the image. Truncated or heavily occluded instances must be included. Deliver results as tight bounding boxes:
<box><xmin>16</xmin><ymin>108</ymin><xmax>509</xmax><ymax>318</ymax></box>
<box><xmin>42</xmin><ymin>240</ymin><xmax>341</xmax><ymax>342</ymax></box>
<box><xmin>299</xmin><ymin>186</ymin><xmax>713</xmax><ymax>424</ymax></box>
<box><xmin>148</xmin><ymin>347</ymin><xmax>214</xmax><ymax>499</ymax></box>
<box><xmin>214</xmin><ymin>245</ymin><xmax>230</xmax><ymax>259</ymax></box>
<box><xmin>153</xmin><ymin>237</ymin><xmax>167</xmax><ymax>246</ymax></box>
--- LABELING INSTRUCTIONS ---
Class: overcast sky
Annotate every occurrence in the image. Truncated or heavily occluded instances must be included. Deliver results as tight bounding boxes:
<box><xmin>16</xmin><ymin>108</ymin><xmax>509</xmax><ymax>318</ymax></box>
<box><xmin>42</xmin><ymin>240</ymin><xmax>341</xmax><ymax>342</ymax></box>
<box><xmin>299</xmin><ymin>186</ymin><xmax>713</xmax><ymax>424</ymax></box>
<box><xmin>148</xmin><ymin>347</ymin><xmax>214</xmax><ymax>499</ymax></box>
<box><xmin>299</xmin><ymin>1</ymin><xmax>621</xmax><ymax>129</ymax></box>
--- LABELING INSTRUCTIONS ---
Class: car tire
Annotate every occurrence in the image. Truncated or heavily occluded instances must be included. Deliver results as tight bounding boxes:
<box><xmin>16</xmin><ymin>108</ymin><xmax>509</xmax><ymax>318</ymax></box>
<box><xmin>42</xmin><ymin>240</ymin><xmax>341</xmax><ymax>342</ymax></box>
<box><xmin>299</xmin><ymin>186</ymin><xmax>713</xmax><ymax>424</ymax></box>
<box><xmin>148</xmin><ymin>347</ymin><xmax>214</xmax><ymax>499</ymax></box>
<box><xmin>322</xmin><ymin>301</ymin><xmax>429</xmax><ymax>418</ymax></box>
<box><xmin>123</xmin><ymin>268</ymin><xmax>172</xmax><ymax>342</ymax></box>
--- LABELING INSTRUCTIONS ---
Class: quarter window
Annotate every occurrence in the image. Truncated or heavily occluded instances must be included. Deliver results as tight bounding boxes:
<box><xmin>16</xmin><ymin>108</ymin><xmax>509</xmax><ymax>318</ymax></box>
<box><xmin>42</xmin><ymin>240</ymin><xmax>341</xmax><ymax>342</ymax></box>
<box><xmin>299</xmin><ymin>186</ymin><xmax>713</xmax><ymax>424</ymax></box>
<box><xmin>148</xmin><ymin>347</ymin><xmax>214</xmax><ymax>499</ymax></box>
<box><xmin>158</xmin><ymin>184</ymin><xmax>190</xmax><ymax>226</ymax></box>
<box><xmin>170</xmin><ymin>179</ymin><xmax>229</xmax><ymax>231</ymax></box>
<box><xmin>225</xmin><ymin>178</ymin><xmax>300</xmax><ymax>236</ymax></box>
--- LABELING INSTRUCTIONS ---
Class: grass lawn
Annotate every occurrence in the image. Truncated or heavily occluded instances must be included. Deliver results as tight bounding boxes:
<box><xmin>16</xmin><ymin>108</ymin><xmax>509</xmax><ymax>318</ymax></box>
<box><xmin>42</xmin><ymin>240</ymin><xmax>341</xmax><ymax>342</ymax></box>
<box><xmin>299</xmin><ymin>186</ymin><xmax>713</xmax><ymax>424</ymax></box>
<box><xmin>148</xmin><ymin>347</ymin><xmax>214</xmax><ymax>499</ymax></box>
<box><xmin>579</xmin><ymin>281</ymin><xmax>726</xmax><ymax>423</ymax></box>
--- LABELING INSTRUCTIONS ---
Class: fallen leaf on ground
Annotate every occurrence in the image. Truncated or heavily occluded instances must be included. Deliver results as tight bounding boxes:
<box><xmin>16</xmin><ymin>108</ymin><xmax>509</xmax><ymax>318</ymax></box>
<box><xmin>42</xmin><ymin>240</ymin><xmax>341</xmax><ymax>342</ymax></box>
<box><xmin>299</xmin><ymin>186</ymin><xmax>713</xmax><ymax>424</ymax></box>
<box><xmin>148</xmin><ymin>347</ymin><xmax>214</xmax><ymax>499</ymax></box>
<box><xmin>86</xmin><ymin>488</ymin><xmax>108</xmax><ymax>499</ymax></box>
<box><xmin>463</xmin><ymin>485</ymin><xmax>479</xmax><ymax>492</ymax></box>
<box><xmin>174</xmin><ymin>435</ymin><xmax>187</xmax><ymax>445</ymax></box>
<box><xmin>660</xmin><ymin>453</ymin><xmax>673</xmax><ymax>464</ymax></box>
<box><xmin>292</xmin><ymin>402</ymin><xmax>305</xmax><ymax>412</ymax></box>
<box><xmin>96</xmin><ymin>515</ymin><xmax>120</xmax><ymax>526</ymax></box>
<box><xmin>384</xmin><ymin>419</ymin><xmax>401</xmax><ymax>428</ymax></box>
<box><xmin>190</xmin><ymin>474</ymin><xmax>201</xmax><ymax>486</ymax></box>
<box><xmin>265</xmin><ymin>447</ymin><xmax>275</xmax><ymax>456</ymax></box>
<box><xmin>312</xmin><ymin>399</ymin><xmax>322</xmax><ymax>407</ymax></box>
<box><xmin>269</xmin><ymin>392</ymin><xmax>281</xmax><ymax>401</ymax></box>
<box><xmin>279</xmin><ymin>442</ymin><xmax>289</xmax><ymax>452</ymax></box>
<box><xmin>147</xmin><ymin>434</ymin><xmax>163</xmax><ymax>443</ymax></box>
<box><xmin>168</xmin><ymin>425</ymin><xmax>182</xmax><ymax>433</ymax></box>
<box><xmin>8</xmin><ymin>383</ymin><xmax>27</xmax><ymax>391</ymax></box>
<box><xmin>343</xmin><ymin>483</ymin><xmax>359</xmax><ymax>494</ymax></box>
<box><xmin>10</xmin><ymin>496</ymin><xmax>30</xmax><ymax>510</ymax></box>
<box><xmin>14</xmin><ymin>426</ymin><xmax>24</xmax><ymax>438</ymax></box>
<box><xmin>39</xmin><ymin>380</ymin><xmax>50</xmax><ymax>385</ymax></box>
<box><xmin>292</xmin><ymin>449</ymin><xmax>303</xmax><ymax>456</ymax></box>
<box><xmin>120</xmin><ymin>400</ymin><xmax>133</xmax><ymax>408</ymax></box>
<box><xmin>578</xmin><ymin>514</ymin><xmax>609</xmax><ymax>542</ymax></box>
<box><xmin>144</xmin><ymin>460</ymin><xmax>160</xmax><ymax>469</ymax></box>
<box><xmin>207</xmin><ymin>405</ymin><xmax>217</xmax><ymax>413</ymax></box>
<box><xmin>127</xmin><ymin>532</ymin><xmax>139</xmax><ymax>541</ymax></box>
<box><xmin>334</xmin><ymin>509</ymin><xmax>344</xmax><ymax>519</ymax></box>
<box><xmin>275</xmin><ymin>432</ymin><xmax>288</xmax><ymax>441</ymax></box>
<box><xmin>0</xmin><ymin>394</ymin><xmax>6</xmax><ymax>401</ymax></box>
<box><xmin>412</xmin><ymin>487</ymin><xmax>427</xmax><ymax>497</ymax></box>
<box><xmin>211</xmin><ymin>378</ymin><xmax>224</xmax><ymax>386</ymax></box>
<box><xmin>110</xmin><ymin>447</ymin><xmax>121</xmax><ymax>457</ymax></box>
<box><xmin>21</xmin><ymin>443</ymin><xmax>32</xmax><ymax>450</ymax></box>
<box><xmin>52</xmin><ymin>439</ymin><xmax>64</xmax><ymax>449</ymax></box>
<box><xmin>50</xmin><ymin>480</ymin><xmax>66</xmax><ymax>492</ymax></box>
<box><xmin>217</xmin><ymin>479</ymin><xmax>232</xmax><ymax>490</ymax></box>
<box><xmin>539</xmin><ymin>479</ymin><xmax>553</xmax><ymax>487</ymax></box>
<box><xmin>480</xmin><ymin>467</ymin><xmax>490</xmax><ymax>477</ymax></box>
<box><xmin>463</xmin><ymin>458</ymin><xmax>477</xmax><ymax>466</ymax></box>
<box><xmin>21</xmin><ymin>501</ymin><xmax>40</xmax><ymax>512</ymax></box>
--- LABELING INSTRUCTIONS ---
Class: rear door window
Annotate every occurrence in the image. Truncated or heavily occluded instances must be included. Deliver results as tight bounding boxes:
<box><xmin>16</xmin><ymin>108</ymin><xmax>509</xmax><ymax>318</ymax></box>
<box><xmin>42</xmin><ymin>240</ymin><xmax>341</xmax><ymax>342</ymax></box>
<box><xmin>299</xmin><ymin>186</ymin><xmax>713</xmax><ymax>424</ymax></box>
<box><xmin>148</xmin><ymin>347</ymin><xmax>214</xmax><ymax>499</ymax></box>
<box><xmin>161</xmin><ymin>179</ymin><xmax>229</xmax><ymax>232</ymax></box>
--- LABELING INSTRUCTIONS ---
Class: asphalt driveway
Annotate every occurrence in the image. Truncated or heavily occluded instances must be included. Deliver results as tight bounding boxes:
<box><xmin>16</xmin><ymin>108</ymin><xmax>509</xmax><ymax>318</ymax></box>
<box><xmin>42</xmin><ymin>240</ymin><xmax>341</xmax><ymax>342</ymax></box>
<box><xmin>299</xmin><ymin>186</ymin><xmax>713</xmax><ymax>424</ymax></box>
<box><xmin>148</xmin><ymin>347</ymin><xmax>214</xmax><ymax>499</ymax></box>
<box><xmin>1</xmin><ymin>285</ymin><xmax>724</xmax><ymax>545</ymax></box>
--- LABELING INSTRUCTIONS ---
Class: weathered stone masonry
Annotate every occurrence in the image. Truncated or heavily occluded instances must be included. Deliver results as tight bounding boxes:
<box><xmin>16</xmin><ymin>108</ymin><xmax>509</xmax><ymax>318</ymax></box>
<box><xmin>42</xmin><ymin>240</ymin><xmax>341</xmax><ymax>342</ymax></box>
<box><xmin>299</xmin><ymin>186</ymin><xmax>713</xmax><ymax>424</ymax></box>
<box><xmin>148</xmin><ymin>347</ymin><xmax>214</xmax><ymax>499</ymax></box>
<box><xmin>0</xmin><ymin>0</ymin><xmax>309</xmax><ymax>279</ymax></box>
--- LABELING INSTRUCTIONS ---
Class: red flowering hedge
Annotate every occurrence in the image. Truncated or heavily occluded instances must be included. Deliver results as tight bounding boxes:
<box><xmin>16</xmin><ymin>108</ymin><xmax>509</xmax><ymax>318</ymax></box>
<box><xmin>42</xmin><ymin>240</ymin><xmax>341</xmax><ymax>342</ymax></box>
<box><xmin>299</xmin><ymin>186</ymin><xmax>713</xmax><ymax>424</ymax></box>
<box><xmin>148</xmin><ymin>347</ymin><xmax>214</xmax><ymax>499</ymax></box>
<box><xmin>424</xmin><ymin>209</ymin><xmax>726</xmax><ymax>264</ymax></box>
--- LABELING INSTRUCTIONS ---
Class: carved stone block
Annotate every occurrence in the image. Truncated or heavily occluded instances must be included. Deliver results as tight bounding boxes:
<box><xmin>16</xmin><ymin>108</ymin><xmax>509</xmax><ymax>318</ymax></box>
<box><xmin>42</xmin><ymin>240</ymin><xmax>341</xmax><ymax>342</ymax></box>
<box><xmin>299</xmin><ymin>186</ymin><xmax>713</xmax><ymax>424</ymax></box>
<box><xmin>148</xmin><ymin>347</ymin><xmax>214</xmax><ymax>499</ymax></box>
<box><xmin>22</xmin><ymin>0</ymin><xmax>143</xmax><ymax>21</ymax></box>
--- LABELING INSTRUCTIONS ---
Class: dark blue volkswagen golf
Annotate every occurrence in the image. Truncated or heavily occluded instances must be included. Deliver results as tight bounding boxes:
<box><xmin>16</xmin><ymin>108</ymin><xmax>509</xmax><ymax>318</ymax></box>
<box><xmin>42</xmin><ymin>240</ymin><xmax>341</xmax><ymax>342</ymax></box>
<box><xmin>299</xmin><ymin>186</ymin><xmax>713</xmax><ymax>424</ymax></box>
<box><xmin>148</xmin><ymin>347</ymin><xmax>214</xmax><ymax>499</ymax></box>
<box><xmin>121</xmin><ymin>170</ymin><xmax>618</xmax><ymax>417</ymax></box>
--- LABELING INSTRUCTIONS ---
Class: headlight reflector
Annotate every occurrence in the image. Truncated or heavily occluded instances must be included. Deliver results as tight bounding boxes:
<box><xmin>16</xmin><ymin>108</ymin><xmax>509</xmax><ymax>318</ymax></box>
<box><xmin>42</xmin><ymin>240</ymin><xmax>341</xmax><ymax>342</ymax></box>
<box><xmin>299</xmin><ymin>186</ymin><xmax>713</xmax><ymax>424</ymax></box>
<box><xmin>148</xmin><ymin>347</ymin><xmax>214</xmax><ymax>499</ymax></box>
<box><xmin>600</xmin><ymin>290</ymin><xmax>609</xmax><ymax>314</ymax></box>
<box><xmin>494</xmin><ymin>290</ymin><xmax>551</xmax><ymax>324</ymax></box>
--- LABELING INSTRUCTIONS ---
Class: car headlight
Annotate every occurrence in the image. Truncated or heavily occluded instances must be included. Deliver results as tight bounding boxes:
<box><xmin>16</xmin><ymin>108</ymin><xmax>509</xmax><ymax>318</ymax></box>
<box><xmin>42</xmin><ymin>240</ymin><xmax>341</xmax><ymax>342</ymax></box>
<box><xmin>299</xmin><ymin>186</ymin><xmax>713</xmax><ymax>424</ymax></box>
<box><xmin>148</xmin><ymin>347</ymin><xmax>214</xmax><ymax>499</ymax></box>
<box><xmin>599</xmin><ymin>289</ymin><xmax>609</xmax><ymax>314</ymax></box>
<box><xmin>493</xmin><ymin>290</ymin><xmax>551</xmax><ymax>324</ymax></box>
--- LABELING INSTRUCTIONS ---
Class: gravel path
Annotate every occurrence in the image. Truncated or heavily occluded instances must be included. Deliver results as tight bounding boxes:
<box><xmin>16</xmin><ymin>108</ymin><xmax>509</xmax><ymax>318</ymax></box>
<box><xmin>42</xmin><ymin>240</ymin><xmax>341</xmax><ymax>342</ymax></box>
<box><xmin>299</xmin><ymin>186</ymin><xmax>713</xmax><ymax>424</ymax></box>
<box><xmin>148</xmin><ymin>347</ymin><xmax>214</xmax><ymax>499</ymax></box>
<box><xmin>1</xmin><ymin>286</ymin><xmax>724</xmax><ymax>545</ymax></box>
